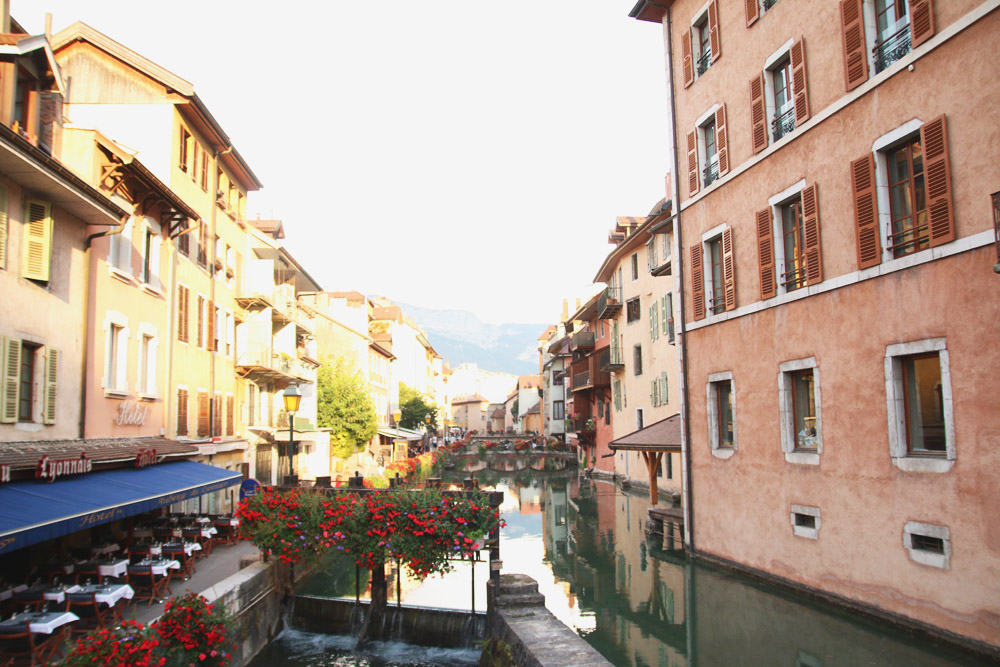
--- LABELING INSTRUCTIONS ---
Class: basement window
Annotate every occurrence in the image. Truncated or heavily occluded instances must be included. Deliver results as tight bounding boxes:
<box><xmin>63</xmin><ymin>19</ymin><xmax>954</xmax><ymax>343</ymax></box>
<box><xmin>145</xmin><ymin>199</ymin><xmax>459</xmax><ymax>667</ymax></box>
<box><xmin>790</xmin><ymin>504</ymin><xmax>820</xmax><ymax>539</ymax></box>
<box><xmin>903</xmin><ymin>521</ymin><xmax>950</xmax><ymax>569</ymax></box>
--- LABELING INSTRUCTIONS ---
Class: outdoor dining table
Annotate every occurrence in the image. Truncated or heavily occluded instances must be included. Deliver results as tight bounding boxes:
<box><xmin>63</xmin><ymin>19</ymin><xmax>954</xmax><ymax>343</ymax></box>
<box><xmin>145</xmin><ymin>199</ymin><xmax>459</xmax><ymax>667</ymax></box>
<box><xmin>0</xmin><ymin>584</ymin><xmax>27</xmax><ymax>602</ymax></box>
<box><xmin>95</xmin><ymin>558</ymin><xmax>129</xmax><ymax>578</ymax></box>
<box><xmin>74</xmin><ymin>583</ymin><xmax>135</xmax><ymax>607</ymax></box>
<box><xmin>35</xmin><ymin>584</ymin><xmax>79</xmax><ymax>603</ymax></box>
<box><xmin>0</xmin><ymin>611</ymin><xmax>79</xmax><ymax>634</ymax></box>
<box><xmin>135</xmin><ymin>559</ymin><xmax>180</xmax><ymax>577</ymax></box>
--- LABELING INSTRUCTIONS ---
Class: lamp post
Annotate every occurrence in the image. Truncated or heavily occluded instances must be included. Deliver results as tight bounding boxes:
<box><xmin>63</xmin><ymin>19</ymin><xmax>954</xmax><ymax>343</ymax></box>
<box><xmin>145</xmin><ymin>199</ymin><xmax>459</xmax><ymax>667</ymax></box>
<box><xmin>283</xmin><ymin>383</ymin><xmax>302</xmax><ymax>485</ymax></box>
<box><xmin>392</xmin><ymin>410</ymin><xmax>402</xmax><ymax>462</ymax></box>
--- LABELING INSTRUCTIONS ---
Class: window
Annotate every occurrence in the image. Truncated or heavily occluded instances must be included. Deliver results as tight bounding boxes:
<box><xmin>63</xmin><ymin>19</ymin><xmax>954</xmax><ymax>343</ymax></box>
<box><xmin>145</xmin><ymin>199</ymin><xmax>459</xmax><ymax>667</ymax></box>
<box><xmin>247</xmin><ymin>383</ymin><xmax>257</xmax><ymax>428</ymax></box>
<box><xmin>758</xmin><ymin>183</ymin><xmax>822</xmax><ymax>299</ymax></box>
<box><xmin>646</xmin><ymin>238</ymin><xmax>657</xmax><ymax>272</ymax></box>
<box><xmin>856</xmin><ymin>116</ymin><xmax>953</xmax><ymax>269</ymax></box>
<box><xmin>213</xmin><ymin>305</ymin><xmax>222</xmax><ymax>353</ymax></box>
<box><xmin>651</xmin><ymin>372</ymin><xmax>668</xmax><ymax>407</ymax></box>
<box><xmin>682</xmin><ymin>0</ymin><xmax>719</xmax><ymax>86</ymax></box>
<box><xmin>707</xmin><ymin>372</ymin><xmax>735</xmax><ymax>458</ymax></box>
<box><xmin>903</xmin><ymin>521</ymin><xmax>950</xmax><ymax>569</ymax></box>
<box><xmin>177</xmin><ymin>226</ymin><xmax>190</xmax><ymax>257</ymax></box>
<box><xmin>779</xmin><ymin>358</ymin><xmax>822</xmax><ymax>465</ymax></box>
<box><xmin>18</xmin><ymin>342</ymin><xmax>38</xmax><ymax>421</ymax></box>
<box><xmin>552</xmin><ymin>400</ymin><xmax>564</xmax><ymax>420</ymax></box>
<box><xmin>692</xmin><ymin>226</ymin><xmax>734</xmax><ymax>320</ymax></box>
<box><xmin>630</xmin><ymin>253</ymin><xmax>638</xmax><ymax>280</ymax></box>
<box><xmin>885</xmin><ymin>339</ymin><xmax>953</xmax><ymax>472</ymax></box>
<box><xmin>633</xmin><ymin>344</ymin><xmax>643</xmax><ymax>376</ymax></box>
<box><xmin>196</xmin><ymin>222</ymin><xmax>208</xmax><ymax>268</ymax></box>
<box><xmin>139</xmin><ymin>218</ymin><xmax>161</xmax><ymax>288</ymax></box>
<box><xmin>626</xmin><ymin>297</ymin><xmax>641</xmax><ymax>323</ymax></box>
<box><xmin>780</xmin><ymin>198</ymin><xmax>806</xmax><ymax>291</ymax></box>
<box><xmin>688</xmin><ymin>106</ymin><xmax>729</xmax><ymax>196</ymax></box>
<box><xmin>701</xmin><ymin>117</ymin><xmax>719</xmax><ymax>187</ymax></box>
<box><xmin>179</xmin><ymin>127</ymin><xmax>191</xmax><ymax>172</ymax></box>
<box><xmin>745</xmin><ymin>0</ymin><xmax>780</xmax><ymax>26</ymax></box>
<box><xmin>752</xmin><ymin>39</ymin><xmax>809</xmax><ymax>153</ymax></box>
<box><xmin>22</xmin><ymin>199</ymin><xmax>53</xmax><ymax>283</ymax></box>
<box><xmin>604</xmin><ymin>401</ymin><xmax>611</xmax><ymax>425</ymax></box>
<box><xmin>197</xmin><ymin>391</ymin><xmax>210</xmax><ymax>437</ymax></box>
<box><xmin>649</xmin><ymin>300</ymin><xmax>659</xmax><ymax>341</ymax></box>
<box><xmin>840</xmin><ymin>0</ymin><xmax>934</xmax><ymax>91</ymax></box>
<box><xmin>886</xmin><ymin>137</ymin><xmax>928</xmax><ymax>258</ymax></box>
<box><xmin>226</xmin><ymin>395</ymin><xmax>235</xmax><ymax>436</ymax></box>
<box><xmin>177</xmin><ymin>285</ymin><xmax>190</xmax><ymax>342</ymax></box>
<box><xmin>771</xmin><ymin>57</ymin><xmax>794</xmax><ymax>141</ymax></box>
<box><xmin>790</xmin><ymin>505</ymin><xmax>820</xmax><ymax>540</ymax></box>
<box><xmin>873</xmin><ymin>0</ymin><xmax>911</xmax><ymax>74</ymax></box>
<box><xmin>138</xmin><ymin>333</ymin><xmax>155</xmax><ymax>396</ymax></box>
<box><xmin>177</xmin><ymin>388</ymin><xmax>189</xmax><ymax>436</ymax></box>
<box><xmin>109</xmin><ymin>217</ymin><xmax>133</xmax><ymax>275</ymax></box>
<box><xmin>662</xmin><ymin>293</ymin><xmax>675</xmax><ymax>344</ymax></box>
<box><xmin>200</xmin><ymin>151</ymin><xmax>209</xmax><ymax>191</ymax></box>
<box><xmin>613</xmin><ymin>379</ymin><xmax>622</xmax><ymax>412</ymax></box>
<box><xmin>636</xmin><ymin>407</ymin><xmax>644</xmax><ymax>430</ymax></box>
<box><xmin>105</xmin><ymin>316</ymin><xmax>129</xmax><ymax>395</ymax></box>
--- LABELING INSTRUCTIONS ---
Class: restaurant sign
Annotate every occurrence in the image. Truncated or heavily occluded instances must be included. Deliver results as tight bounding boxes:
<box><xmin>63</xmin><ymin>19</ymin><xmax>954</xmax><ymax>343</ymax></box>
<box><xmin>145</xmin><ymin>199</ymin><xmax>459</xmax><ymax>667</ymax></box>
<box><xmin>135</xmin><ymin>449</ymin><xmax>158</xmax><ymax>468</ymax></box>
<box><xmin>0</xmin><ymin>464</ymin><xmax>9</xmax><ymax>483</ymax></box>
<box><xmin>36</xmin><ymin>454</ymin><xmax>92</xmax><ymax>482</ymax></box>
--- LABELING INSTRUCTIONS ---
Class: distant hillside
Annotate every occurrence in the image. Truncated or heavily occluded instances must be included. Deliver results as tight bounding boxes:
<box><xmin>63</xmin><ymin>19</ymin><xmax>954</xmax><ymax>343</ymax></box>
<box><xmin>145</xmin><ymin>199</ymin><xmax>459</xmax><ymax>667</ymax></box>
<box><xmin>395</xmin><ymin>303</ymin><xmax>545</xmax><ymax>376</ymax></box>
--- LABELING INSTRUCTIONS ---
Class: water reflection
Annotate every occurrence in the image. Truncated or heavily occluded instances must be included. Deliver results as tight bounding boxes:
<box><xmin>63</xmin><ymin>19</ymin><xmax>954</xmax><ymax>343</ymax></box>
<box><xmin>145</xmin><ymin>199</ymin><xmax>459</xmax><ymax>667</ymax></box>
<box><xmin>298</xmin><ymin>472</ymin><xmax>982</xmax><ymax>666</ymax></box>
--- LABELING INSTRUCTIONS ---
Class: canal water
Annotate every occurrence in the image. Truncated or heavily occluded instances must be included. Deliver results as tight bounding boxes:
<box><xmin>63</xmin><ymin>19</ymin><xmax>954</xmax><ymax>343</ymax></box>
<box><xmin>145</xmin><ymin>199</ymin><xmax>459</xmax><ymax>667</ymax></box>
<box><xmin>258</xmin><ymin>468</ymin><xmax>984</xmax><ymax>666</ymax></box>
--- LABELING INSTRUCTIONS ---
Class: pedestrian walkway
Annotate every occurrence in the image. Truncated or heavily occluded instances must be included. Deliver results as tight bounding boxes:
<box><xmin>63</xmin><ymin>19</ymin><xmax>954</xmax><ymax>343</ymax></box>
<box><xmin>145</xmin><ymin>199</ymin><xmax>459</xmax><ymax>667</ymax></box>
<box><xmin>127</xmin><ymin>541</ymin><xmax>260</xmax><ymax>625</ymax></box>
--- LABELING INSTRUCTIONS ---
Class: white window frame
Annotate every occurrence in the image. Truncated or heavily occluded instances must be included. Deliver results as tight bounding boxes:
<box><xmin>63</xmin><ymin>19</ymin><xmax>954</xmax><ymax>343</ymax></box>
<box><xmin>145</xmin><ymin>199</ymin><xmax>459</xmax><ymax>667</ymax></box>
<box><xmin>768</xmin><ymin>179</ymin><xmax>807</xmax><ymax>296</ymax></box>
<box><xmin>646</xmin><ymin>237</ymin><xmax>658</xmax><ymax>273</ymax></box>
<box><xmin>790</xmin><ymin>504</ymin><xmax>821</xmax><ymax>540</ymax></box>
<box><xmin>884</xmin><ymin>338</ymin><xmax>954</xmax><ymax>473</ymax></box>
<box><xmin>701</xmin><ymin>223</ymin><xmax>727</xmax><ymax>316</ymax></box>
<box><xmin>136</xmin><ymin>323</ymin><xmax>159</xmax><ymax>399</ymax></box>
<box><xmin>696</xmin><ymin>105</ymin><xmax>721</xmax><ymax>188</ymax></box>
<box><xmin>872</xmin><ymin>118</ymin><xmax>925</xmax><ymax>265</ymax></box>
<box><xmin>862</xmin><ymin>0</ymin><xmax>912</xmax><ymax>78</ymax></box>
<box><xmin>108</xmin><ymin>217</ymin><xmax>133</xmax><ymax>279</ymax></box>
<box><xmin>630</xmin><ymin>252</ymin><xmax>639</xmax><ymax>281</ymax></box>
<box><xmin>707</xmin><ymin>371</ymin><xmax>736</xmax><ymax>459</ymax></box>
<box><xmin>778</xmin><ymin>356</ymin><xmax>822</xmax><ymax>465</ymax></box>
<box><xmin>763</xmin><ymin>39</ymin><xmax>796</xmax><ymax>143</ymax></box>
<box><xmin>103</xmin><ymin>311</ymin><xmax>129</xmax><ymax>396</ymax></box>
<box><xmin>690</xmin><ymin>0</ymin><xmax>713</xmax><ymax>80</ymax></box>
<box><xmin>139</xmin><ymin>216</ymin><xmax>162</xmax><ymax>291</ymax></box>
<box><xmin>903</xmin><ymin>521</ymin><xmax>950</xmax><ymax>570</ymax></box>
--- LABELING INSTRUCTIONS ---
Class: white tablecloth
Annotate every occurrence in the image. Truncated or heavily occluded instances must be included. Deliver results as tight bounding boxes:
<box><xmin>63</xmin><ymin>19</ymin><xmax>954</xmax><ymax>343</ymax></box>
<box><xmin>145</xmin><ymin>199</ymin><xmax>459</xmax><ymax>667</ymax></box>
<box><xmin>0</xmin><ymin>611</ymin><xmax>79</xmax><ymax>634</ymax></box>
<box><xmin>75</xmin><ymin>584</ymin><xmax>135</xmax><ymax>606</ymax></box>
<box><xmin>96</xmin><ymin>559</ymin><xmax>129</xmax><ymax>578</ymax></box>
<box><xmin>38</xmin><ymin>585</ymin><xmax>80</xmax><ymax>603</ymax></box>
<box><xmin>135</xmin><ymin>560</ymin><xmax>179</xmax><ymax>577</ymax></box>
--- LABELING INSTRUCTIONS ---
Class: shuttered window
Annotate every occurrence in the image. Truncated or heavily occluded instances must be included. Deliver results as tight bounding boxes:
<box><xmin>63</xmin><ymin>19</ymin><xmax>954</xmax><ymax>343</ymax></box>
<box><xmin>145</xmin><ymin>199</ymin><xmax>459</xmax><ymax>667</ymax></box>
<box><xmin>910</xmin><ymin>0</ymin><xmax>936</xmax><ymax>47</ymax></box>
<box><xmin>715</xmin><ymin>105</ymin><xmax>730</xmax><ymax>177</ymax></box>
<box><xmin>42</xmin><ymin>347</ymin><xmax>58</xmax><ymax>424</ymax></box>
<box><xmin>197</xmin><ymin>391</ymin><xmax>209</xmax><ymax>436</ymax></box>
<box><xmin>921</xmin><ymin>115</ymin><xmax>954</xmax><ymax>248</ymax></box>
<box><xmin>745</xmin><ymin>0</ymin><xmax>760</xmax><ymax>26</ymax></box>
<box><xmin>851</xmin><ymin>154</ymin><xmax>881</xmax><ymax>268</ymax></box>
<box><xmin>197</xmin><ymin>295</ymin><xmax>205</xmax><ymax>347</ymax></box>
<box><xmin>757</xmin><ymin>208</ymin><xmax>777</xmax><ymax>300</ymax></box>
<box><xmin>22</xmin><ymin>199</ymin><xmax>52</xmax><ymax>282</ymax></box>
<box><xmin>686</xmin><ymin>131</ymin><xmax>699</xmax><ymax>197</ymax></box>
<box><xmin>207</xmin><ymin>301</ymin><xmax>216</xmax><ymax>351</ymax></box>
<box><xmin>708</xmin><ymin>0</ymin><xmax>721</xmax><ymax>62</ymax></box>
<box><xmin>682</xmin><ymin>28</ymin><xmax>694</xmax><ymax>88</ymax></box>
<box><xmin>801</xmin><ymin>184</ymin><xmax>823</xmax><ymax>286</ymax></box>
<box><xmin>649</xmin><ymin>301</ymin><xmax>659</xmax><ymax>341</ymax></box>
<box><xmin>750</xmin><ymin>73</ymin><xmax>768</xmax><ymax>154</ymax></box>
<box><xmin>213</xmin><ymin>394</ymin><xmax>222</xmax><ymax>436</ymax></box>
<box><xmin>790</xmin><ymin>39</ymin><xmax>810</xmax><ymax>127</ymax></box>
<box><xmin>690</xmin><ymin>244</ymin><xmax>705</xmax><ymax>321</ymax></box>
<box><xmin>722</xmin><ymin>228</ymin><xmax>736</xmax><ymax>311</ymax></box>
<box><xmin>227</xmin><ymin>395</ymin><xmax>235</xmax><ymax>436</ymax></box>
<box><xmin>0</xmin><ymin>184</ymin><xmax>7</xmax><ymax>270</ymax></box>
<box><xmin>177</xmin><ymin>285</ymin><xmax>189</xmax><ymax>342</ymax></box>
<box><xmin>177</xmin><ymin>388</ymin><xmax>189</xmax><ymax>436</ymax></box>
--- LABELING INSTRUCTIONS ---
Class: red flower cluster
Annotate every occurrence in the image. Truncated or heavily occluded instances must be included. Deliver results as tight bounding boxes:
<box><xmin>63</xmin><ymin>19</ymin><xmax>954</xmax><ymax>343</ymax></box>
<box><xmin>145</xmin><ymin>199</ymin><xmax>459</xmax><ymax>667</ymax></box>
<box><xmin>156</xmin><ymin>593</ymin><xmax>231</xmax><ymax>665</ymax></box>
<box><xmin>238</xmin><ymin>487</ymin><xmax>332</xmax><ymax>566</ymax></box>
<box><xmin>64</xmin><ymin>621</ymin><xmax>164</xmax><ymax>667</ymax></box>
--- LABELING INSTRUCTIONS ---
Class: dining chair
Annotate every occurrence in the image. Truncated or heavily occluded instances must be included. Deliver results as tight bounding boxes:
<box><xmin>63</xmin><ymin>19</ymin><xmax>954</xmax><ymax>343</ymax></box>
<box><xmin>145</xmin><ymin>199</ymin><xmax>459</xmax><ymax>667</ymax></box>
<box><xmin>162</xmin><ymin>544</ymin><xmax>195</xmax><ymax>580</ymax></box>
<box><xmin>152</xmin><ymin>527</ymin><xmax>175</xmax><ymax>541</ymax></box>
<box><xmin>128</xmin><ymin>544</ymin><xmax>151</xmax><ymax>565</ymax></box>
<box><xmin>126</xmin><ymin>566</ymin><xmax>167</xmax><ymax>607</ymax></box>
<box><xmin>65</xmin><ymin>592</ymin><xmax>110</xmax><ymax>635</ymax></box>
<box><xmin>213</xmin><ymin>521</ymin><xmax>237</xmax><ymax>547</ymax></box>
<box><xmin>0</xmin><ymin>622</ymin><xmax>63</xmax><ymax>666</ymax></box>
<box><xmin>73</xmin><ymin>562</ymin><xmax>103</xmax><ymax>585</ymax></box>
<box><xmin>11</xmin><ymin>590</ymin><xmax>43</xmax><ymax>613</ymax></box>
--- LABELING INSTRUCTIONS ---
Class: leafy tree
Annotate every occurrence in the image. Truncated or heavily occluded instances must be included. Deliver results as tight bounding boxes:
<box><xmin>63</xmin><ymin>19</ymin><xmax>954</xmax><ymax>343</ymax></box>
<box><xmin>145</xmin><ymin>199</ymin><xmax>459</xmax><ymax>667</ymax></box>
<box><xmin>398</xmin><ymin>383</ymin><xmax>438</xmax><ymax>430</ymax></box>
<box><xmin>317</xmin><ymin>357</ymin><xmax>378</xmax><ymax>459</ymax></box>
<box><xmin>512</xmin><ymin>398</ymin><xmax>519</xmax><ymax>420</ymax></box>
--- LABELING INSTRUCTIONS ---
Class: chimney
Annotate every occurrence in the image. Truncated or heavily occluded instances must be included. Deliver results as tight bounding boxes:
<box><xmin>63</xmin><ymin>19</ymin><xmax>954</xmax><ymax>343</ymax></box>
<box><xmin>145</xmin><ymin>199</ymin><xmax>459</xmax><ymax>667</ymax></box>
<box><xmin>45</xmin><ymin>13</ymin><xmax>52</xmax><ymax>38</ymax></box>
<box><xmin>575</xmin><ymin>298</ymin><xmax>581</xmax><ymax>311</ymax></box>
<box><xmin>561</xmin><ymin>299</ymin><xmax>568</xmax><ymax>322</ymax></box>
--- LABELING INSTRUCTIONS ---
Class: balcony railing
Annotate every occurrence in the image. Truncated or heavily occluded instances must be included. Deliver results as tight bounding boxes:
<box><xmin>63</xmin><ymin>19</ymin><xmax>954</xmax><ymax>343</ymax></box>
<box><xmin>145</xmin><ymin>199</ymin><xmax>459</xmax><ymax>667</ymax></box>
<box><xmin>762</xmin><ymin>0</ymin><xmax>779</xmax><ymax>9</ymax></box>
<box><xmin>570</xmin><ymin>331</ymin><xmax>595</xmax><ymax>352</ymax></box>
<box><xmin>603</xmin><ymin>344</ymin><xmax>625</xmax><ymax>372</ymax></box>
<box><xmin>703</xmin><ymin>160</ymin><xmax>720</xmax><ymax>188</ymax></box>
<box><xmin>772</xmin><ymin>106</ymin><xmax>796</xmax><ymax>142</ymax></box>
<box><xmin>696</xmin><ymin>51</ymin><xmax>712</xmax><ymax>76</ymax></box>
<box><xmin>598</xmin><ymin>285</ymin><xmax>622</xmax><ymax>319</ymax></box>
<box><xmin>572</xmin><ymin>370</ymin><xmax>591</xmax><ymax>391</ymax></box>
<box><xmin>873</xmin><ymin>24</ymin><xmax>911</xmax><ymax>74</ymax></box>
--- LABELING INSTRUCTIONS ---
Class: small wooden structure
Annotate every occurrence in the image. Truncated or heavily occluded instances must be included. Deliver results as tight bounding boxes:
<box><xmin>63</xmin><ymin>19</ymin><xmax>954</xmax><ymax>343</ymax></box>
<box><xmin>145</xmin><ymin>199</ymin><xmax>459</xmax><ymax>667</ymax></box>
<box><xmin>608</xmin><ymin>414</ymin><xmax>682</xmax><ymax>507</ymax></box>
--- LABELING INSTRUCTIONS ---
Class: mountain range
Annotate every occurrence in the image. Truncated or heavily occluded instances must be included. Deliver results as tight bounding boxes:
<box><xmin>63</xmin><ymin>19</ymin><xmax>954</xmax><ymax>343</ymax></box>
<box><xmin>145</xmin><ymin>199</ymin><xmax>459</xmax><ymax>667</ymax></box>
<box><xmin>395</xmin><ymin>303</ymin><xmax>546</xmax><ymax>376</ymax></box>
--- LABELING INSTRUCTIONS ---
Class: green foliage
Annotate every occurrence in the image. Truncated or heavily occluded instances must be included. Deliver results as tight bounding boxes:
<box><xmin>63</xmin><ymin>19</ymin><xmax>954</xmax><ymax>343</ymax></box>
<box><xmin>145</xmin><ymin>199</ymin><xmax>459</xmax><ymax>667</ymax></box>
<box><xmin>317</xmin><ymin>357</ymin><xmax>378</xmax><ymax>459</ymax></box>
<box><xmin>398</xmin><ymin>383</ymin><xmax>438</xmax><ymax>430</ymax></box>
<box><xmin>512</xmin><ymin>398</ymin><xmax>519</xmax><ymax>420</ymax></box>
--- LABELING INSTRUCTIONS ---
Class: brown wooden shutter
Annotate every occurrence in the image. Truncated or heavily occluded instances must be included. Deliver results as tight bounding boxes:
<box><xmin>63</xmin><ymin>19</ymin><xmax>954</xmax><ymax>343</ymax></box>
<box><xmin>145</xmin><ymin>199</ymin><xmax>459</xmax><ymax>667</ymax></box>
<box><xmin>790</xmin><ymin>38</ymin><xmax>810</xmax><ymax>125</ymax></box>
<box><xmin>177</xmin><ymin>388</ymin><xmax>188</xmax><ymax>436</ymax></box>
<box><xmin>197</xmin><ymin>295</ymin><xmax>205</xmax><ymax>347</ymax></box>
<box><xmin>690</xmin><ymin>244</ymin><xmax>705</xmax><ymax>321</ymax></box>
<box><xmin>197</xmin><ymin>391</ymin><xmax>209</xmax><ymax>436</ymax></box>
<box><xmin>207</xmin><ymin>302</ymin><xmax>216</xmax><ymax>351</ymax></box>
<box><xmin>910</xmin><ymin>0</ymin><xmax>935</xmax><ymax>47</ymax></box>
<box><xmin>745</xmin><ymin>0</ymin><xmax>760</xmax><ymax>27</ymax></box>
<box><xmin>750</xmin><ymin>74</ymin><xmax>768</xmax><ymax>154</ymax></box>
<box><xmin>756</xmin><ymin>208</ymin><xmax>777</xmax><ymax>299</ymax></box>
<box><xmin>686</xmin><ymin>131</ymin><xmax>700</xmax><ymax>197</ymax></box>
<box><xmin>851</xmin><ymin>154</ymin><xmax>881</xmax><ymax>269</ymax></box>
<box><xmin>708</xmin><ymin>0</ymin><xmax>721</xmax><ymax>62</ymax></box>
<box><xmin>177</xmin><ymin>286</ymin><xmax>187</xmax><ymax>342</ymax></box>
<box><xmin>722</xmin><ymin>227</ymin><xmax>736</xmax><ymax>311</ymax></box>
<box><xmin>921</xmin><ymin>115</ymin><xmax>954</xmax><ymax>247</ymax></box>
<box><xmin>0</xmin><ymin>338</ymin><xmax>19</xmax><ymax>424</ymax></box>
<box><xmin>840</xmin><ymin>0</ymin><xmax>868</xmax><ymax>91</ymax></box>
<box><xmin>227</xmin><ymin>395</ymin><xmax>235</xmax><ymax>436</ymax></box>
<box><xmin>715</xmin><ymin>105</ymin><xmax>730</xmax><ymax>176</ymax></box>
<box><xmin>213</xmin><ymin>395</ymin><xmax>222</xmax><ymax>436</ymax></box>
<box><xmin>682</xmin><ymin>29</ymin><xmax>694</xmax><ymax>88</ymax></box>
<box><xmin>801</xmin><ymin>184</ymin><xmax>823</xmax><ymax>286</ymax></box>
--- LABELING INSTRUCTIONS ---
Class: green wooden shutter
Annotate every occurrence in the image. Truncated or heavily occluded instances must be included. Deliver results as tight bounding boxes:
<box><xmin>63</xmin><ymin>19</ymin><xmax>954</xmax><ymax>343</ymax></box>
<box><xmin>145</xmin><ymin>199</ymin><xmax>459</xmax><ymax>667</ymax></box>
<box><xmin>22</xmin><ymin>200</ymin><xmax>52</xmax><ymax>282</ymax></box>
<box><xmin>1</xmin><ymin>337</ymin><xmax>20</xmax><ymax>423</ymax></box>
<box><xmin>661</xmin><ymin>372</ymin><xmax>669</xmax><ymax>404</ymax></box>
<box><xmin>42</xmin><ymin>347</ymin><xmax>58</xmax><ymax>424</ymax></box>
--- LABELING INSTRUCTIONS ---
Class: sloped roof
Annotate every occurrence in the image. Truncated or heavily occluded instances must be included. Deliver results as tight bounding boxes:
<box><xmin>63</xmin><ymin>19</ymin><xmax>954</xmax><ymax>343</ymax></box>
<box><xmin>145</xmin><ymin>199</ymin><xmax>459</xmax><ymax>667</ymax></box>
<box><xmin>249</xmin><ymin>218</ymin><xmax>284</xmax><ymax>239</ymax></box>
<box><xmin>609</xmin><ymin>414</ymin><xmax>682</xmax><ymax>452</ymax></box>
<box><xmin>452</xmin><ymin>394</ymin><xmax>488</xmax><ymax>405</ymax></box>
<box><xmin>0</xmin><ymin>437</ymin><xmax>198</xmax><ymax>471</ymax></box>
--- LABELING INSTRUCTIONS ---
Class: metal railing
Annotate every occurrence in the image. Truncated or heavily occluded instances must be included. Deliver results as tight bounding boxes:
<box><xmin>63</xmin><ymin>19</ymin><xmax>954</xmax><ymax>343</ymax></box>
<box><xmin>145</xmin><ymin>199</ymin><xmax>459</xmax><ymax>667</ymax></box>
<box><xmin>763</xmin><ymin>0</ymin><xmax>779</xmax><ymax>9</ymax></box>
<box><xmin>572</xmin><ymin>370</ymin><xmax>592</xmax><ymax>390</ymax></box>
<box><xmin>703</xmin><ymin>160</ymin><xmax>720</xmax><ymax>188</ymax></box>
<box><xmin>772</xmin><ymin>106</ymin><xmax>796</xmax><ymax>142</ymax></box>
<box><xmin>696</xmin><ymin>51</ymin><xmax>712</xmax><ymax>76</ymax></box>
<box><xmin>598</xmin><ymin>285</ymin><xmax>622</xmax><ymax>318</ymax></box>
<box><xmin>873</xmin><ymin>24</ymin><xmax>911</xmax><ymax>74</ymax></box>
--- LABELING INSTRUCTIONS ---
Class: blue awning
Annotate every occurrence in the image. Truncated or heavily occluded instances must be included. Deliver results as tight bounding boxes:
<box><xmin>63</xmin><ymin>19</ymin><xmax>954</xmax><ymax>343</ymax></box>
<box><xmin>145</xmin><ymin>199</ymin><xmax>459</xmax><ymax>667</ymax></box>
<box><xmin>0</xmin><ymin>461</ymin><xmax>241</xmax><ymax>555</ymax></box>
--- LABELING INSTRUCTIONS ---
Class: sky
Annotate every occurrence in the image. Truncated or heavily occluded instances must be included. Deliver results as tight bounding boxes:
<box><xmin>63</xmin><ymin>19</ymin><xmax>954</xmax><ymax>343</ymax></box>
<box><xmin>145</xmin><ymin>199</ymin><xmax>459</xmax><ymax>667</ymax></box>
<box><xmin>21</xmin><ymin>1</ymin><xmax>670</xmax><ymax>326</ymax></box>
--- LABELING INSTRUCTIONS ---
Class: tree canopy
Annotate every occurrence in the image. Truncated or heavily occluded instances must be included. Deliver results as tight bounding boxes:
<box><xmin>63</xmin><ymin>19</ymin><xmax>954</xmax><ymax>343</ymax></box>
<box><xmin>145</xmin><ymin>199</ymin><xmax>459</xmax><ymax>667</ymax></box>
<box><xmin>398</xmin><ymin>383</ymin><xmax>438</xmax><ymax>430</ymax></box>
<box><xmin>317</xmin><ymin>357</ymin><xmax>379</xmax><ymax>459</ymax></box>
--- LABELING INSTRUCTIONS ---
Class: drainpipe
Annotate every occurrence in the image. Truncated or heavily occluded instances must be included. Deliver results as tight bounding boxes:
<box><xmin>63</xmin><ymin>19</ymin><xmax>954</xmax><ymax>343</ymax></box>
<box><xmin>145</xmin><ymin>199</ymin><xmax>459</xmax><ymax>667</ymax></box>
<box><xmin>80</xmin><ymin>215</ymin><xmax>129</xmax><ymax>438</ymax></box>
<box><xmin>209</xmin><ymin>145</ymin><xmax>233</xmax><ymax>441</ymax></box>
<box><xmin>658</xmin><ymin>5</ymin><xmax>695</xmax><ymax>553</ymax></box>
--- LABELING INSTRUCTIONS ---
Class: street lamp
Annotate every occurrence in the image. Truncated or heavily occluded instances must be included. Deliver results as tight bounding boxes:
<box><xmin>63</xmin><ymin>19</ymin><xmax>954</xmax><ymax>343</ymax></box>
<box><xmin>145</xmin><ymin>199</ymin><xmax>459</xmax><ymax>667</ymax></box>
<box><xmin>283</xmin><ymin>383</ymin><xmax>302</xmax><ymax>484</ymax></box>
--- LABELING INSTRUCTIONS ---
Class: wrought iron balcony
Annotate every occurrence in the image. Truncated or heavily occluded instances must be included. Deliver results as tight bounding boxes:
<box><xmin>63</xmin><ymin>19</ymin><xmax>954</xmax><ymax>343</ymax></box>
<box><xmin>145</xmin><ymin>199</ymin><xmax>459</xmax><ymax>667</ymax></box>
<box><xmin>696</xmin><ymin>51</ymin><xmax>712</xmax><ymax>76</ymax></box>
<box><xmin>598</xmin><ymin>285</ymin><xmax>622</xmax><ymax>319</ymax></box>
<box><xmin>873</xmin><ymin>24</ymin><xmax>911</xmax><ymax>74</ymax></box>
<box><xmin>763</xmin><ymin>0</ymin><xmax>779</xmax><ymax>9</ymax></box>
<box><xmin>772</xmin><ymin>107</ymin><xmax>796</xmax><ymax>142</ymax></box>
<box><xmin>702</xmin><ymin>160</ymin><xmax>720</xmax><ymax>188</ymax></box>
